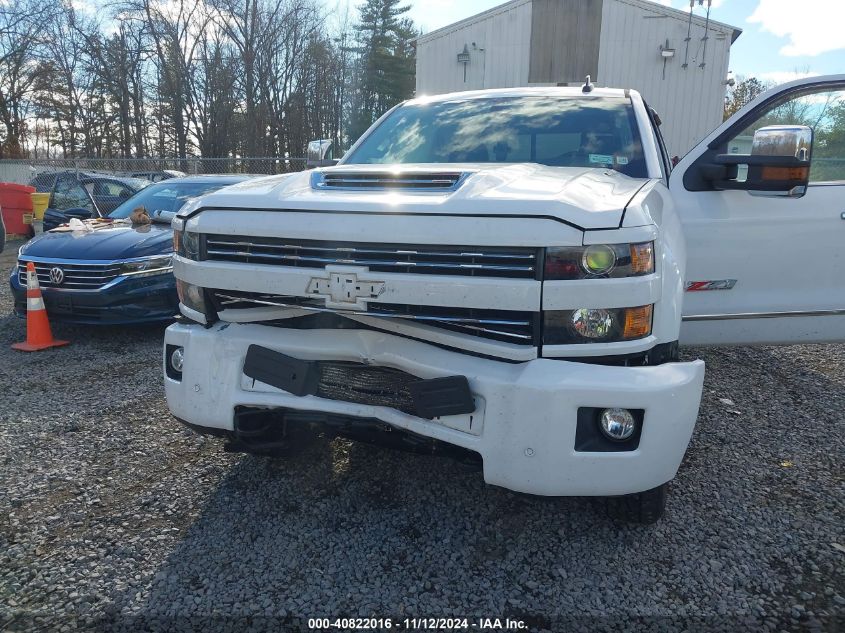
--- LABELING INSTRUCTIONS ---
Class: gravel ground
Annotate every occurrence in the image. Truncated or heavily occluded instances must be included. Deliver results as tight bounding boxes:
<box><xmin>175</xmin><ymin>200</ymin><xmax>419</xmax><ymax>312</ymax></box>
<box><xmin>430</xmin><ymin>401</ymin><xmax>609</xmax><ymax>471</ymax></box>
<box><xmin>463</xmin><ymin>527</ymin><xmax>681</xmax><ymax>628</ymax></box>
<box><xmin>0</xmin><ymin>240</ymin><xmax>843</xmax><ymax>632</ymax></box>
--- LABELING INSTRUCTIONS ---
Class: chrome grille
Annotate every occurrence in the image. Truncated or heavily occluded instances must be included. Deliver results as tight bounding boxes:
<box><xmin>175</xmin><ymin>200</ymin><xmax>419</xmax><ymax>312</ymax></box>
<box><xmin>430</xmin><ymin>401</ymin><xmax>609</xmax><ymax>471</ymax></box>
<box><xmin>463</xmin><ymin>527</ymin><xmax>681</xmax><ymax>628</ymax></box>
<box><xmin>18</xmin><ymin>260</ymin><xmax>121</xmax><ymax>289</ymax></box>
<box><xmin>212</xmin><ymin>290</ymin><xmax>538</xmax><ymax>345</ymax></box>
<box><xmin>313</xmin><ymin>171</ymin><xmax>465</xmax><ymax>191</ymax></box>
<box><xmin>203</xmin><ymin>235</ymin><xmax>538</xmax><ymax>279</ymax></box>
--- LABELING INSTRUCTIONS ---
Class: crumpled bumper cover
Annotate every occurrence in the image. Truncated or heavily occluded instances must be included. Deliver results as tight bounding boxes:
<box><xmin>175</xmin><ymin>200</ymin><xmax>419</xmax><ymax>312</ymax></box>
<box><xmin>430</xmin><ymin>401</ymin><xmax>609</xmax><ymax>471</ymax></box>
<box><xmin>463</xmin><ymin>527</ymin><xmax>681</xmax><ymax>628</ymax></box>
<box><xmin>164</xmin><ymin>321</ymin><xmax>705</xmax><ymax>496</ymax></box>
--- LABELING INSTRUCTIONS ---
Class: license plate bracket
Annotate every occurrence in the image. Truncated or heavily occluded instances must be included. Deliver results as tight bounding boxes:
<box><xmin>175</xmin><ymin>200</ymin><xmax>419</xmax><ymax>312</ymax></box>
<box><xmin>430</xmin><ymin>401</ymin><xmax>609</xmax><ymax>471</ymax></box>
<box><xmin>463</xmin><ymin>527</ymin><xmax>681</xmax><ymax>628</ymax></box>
<box><xmin>408</xmin><ymin>376</ymin><xmax>475</xmax><ymax>419</ymax></box>
<box><xmin>242</xmin><ymin>345</ymin><xmax>476</xmax><ymax>419</ymax></box>
<box><xmin>243</xmin><ymin>345</ymin><xmax>319</xmax><ymax>397</ymax></box>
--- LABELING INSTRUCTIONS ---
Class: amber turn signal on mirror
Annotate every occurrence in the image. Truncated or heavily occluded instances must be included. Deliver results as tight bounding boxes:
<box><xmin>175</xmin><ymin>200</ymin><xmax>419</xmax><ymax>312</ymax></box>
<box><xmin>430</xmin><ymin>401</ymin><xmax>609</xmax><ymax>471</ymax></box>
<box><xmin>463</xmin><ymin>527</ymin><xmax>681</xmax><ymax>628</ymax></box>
<box><xmin>761</xmin><ymin>166</ymin><xmax>809</xmax><ymax>181</ymax></box>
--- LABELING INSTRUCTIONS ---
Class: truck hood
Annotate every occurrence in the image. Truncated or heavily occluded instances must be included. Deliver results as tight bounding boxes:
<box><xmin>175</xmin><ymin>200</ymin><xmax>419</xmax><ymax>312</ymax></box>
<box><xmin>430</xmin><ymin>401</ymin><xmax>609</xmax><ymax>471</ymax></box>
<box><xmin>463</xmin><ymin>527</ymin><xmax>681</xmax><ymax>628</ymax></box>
<box><xmin>189</xmin><ymin>164</ymin><xmax>650</xmax><ymax>230</ymax></box>
<box><xmin>19</xmin><ymin>223</ymin><xmax>172</xmax><ymax>261</ymax></box>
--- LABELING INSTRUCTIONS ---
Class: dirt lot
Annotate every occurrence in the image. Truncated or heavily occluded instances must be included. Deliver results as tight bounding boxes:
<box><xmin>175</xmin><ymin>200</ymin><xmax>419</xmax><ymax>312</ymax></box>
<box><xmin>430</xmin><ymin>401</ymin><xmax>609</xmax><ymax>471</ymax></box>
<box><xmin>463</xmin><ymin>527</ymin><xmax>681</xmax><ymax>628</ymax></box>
<box><xmin>0</xmin><ymin>239</ymin><xmax>843</xmax><ymax>632</ymax></box>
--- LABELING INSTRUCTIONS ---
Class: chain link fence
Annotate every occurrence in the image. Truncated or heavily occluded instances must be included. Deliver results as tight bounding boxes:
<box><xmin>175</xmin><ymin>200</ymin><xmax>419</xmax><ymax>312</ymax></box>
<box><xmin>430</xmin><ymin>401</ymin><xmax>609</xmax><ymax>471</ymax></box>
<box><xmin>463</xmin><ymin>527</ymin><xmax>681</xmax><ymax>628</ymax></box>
<box><xmin>0</xmin><ymin>157</ymin><xmax>308</xmax><ymax>185</ymax></box>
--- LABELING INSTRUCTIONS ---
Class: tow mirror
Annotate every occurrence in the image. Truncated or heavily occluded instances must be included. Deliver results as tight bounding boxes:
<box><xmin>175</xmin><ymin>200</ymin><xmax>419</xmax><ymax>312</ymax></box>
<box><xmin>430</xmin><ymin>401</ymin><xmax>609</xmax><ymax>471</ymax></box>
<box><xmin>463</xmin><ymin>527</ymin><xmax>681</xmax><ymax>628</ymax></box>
<box><xmin>306</xmin><ymin>139</ymin><xmax>338</xmax><ymax>169</ymax></box>
<box><xmin>751</xmin><ymin>125</ymin><xmax>812</xmax><ymax>160</ymax></box>
<box><xmin>703</xmin><ymin>125</ymin><xmax>813</xmax><ymax>197</ymax></box>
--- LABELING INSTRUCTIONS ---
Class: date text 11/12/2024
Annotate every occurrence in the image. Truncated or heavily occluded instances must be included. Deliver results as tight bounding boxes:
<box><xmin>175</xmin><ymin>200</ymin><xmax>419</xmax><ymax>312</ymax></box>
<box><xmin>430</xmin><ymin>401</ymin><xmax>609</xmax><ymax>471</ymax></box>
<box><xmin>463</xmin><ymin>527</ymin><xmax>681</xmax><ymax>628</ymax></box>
<box><xmin>307</xmin><ymin>617</ymin><xmax>528</xmax><ymax>630</ymax></box>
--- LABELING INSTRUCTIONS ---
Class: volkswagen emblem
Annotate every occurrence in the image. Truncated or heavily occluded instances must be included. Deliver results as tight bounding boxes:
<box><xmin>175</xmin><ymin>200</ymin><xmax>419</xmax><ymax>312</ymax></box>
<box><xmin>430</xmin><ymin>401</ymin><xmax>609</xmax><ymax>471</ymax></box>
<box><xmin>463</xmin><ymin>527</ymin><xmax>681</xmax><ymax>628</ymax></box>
<box><xmin>49</xmin><ymin>267</ymin><xmax>65</xmax><ymax>285</ymax></box>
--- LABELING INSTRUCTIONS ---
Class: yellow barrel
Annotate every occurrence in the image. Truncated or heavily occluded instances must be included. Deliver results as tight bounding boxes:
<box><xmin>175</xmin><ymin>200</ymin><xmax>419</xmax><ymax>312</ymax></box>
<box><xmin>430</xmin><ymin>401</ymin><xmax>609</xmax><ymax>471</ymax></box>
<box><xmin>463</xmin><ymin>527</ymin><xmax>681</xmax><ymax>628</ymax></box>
<box><xmin>31</xmin><ymin>192</ymin><xmax>50</xmax><ymax>220</ymax></box>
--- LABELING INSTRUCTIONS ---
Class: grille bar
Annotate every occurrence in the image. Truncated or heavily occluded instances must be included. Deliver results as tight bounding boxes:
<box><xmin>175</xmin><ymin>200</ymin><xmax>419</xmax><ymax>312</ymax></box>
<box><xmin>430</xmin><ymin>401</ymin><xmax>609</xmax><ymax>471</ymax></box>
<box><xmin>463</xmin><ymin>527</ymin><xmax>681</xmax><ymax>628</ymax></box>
<box><xmin>18</xmin><ymin>260</ymin><xmax>122</xmax><ymax>289</ymax></box>
<box><xmin>205</xmin><ymin>249</ymin><xmax>533</xmax><ymax>273</ymax></box>
<box><xmin>203</xmin><ymin>236</ymin><xmax>538</xmax><ymax>279</ymax></box>
<box><xmin>206</xmin><ymin>240</ymin><xmax>535</xmax><ymax>260</ymax></box>
<box><xmin>213</xmin><ymin>290</ymin><xmax>536</xmax><ymax>344</ymax></box>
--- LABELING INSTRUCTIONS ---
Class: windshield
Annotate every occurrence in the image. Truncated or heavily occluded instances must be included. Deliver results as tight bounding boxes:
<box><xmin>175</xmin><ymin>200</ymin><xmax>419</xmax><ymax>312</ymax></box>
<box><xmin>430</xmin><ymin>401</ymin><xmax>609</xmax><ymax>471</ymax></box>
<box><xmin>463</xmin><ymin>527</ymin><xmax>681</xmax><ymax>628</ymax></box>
<box><xmin>108</xmin><ymin>180</ymin><xmax>231</xmax><ymax>220</ymax></box>
<box><xmin>343</xmin><ymin>96</ymin><xmax>647</xmax><ymax>177</ymax></box>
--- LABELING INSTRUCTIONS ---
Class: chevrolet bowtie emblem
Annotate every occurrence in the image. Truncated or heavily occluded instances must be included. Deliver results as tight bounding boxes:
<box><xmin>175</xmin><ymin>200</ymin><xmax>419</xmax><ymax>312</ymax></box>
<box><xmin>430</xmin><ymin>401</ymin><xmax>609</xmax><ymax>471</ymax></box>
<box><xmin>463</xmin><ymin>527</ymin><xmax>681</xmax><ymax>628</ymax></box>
<box><xmin>306</xmin><ymin>270</ymin><xmax>385</xmax><ymax>310</ymax></box>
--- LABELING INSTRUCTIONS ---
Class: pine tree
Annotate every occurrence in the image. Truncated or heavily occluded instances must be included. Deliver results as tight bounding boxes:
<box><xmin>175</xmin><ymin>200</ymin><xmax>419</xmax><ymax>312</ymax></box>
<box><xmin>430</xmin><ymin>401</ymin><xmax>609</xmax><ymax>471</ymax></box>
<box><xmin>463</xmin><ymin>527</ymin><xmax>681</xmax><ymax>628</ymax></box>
<box><xmin>349</xmin><ymin>0</ymin><xmax>416</xmax><ymax>142</ymax></box>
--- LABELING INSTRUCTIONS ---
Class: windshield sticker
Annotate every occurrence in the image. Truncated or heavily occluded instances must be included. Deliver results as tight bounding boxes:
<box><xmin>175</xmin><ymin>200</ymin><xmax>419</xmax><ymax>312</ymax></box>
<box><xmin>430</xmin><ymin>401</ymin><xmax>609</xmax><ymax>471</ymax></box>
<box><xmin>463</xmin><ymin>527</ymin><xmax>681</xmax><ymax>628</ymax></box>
<box><xmin>616</xmin><ymin>156</ymin><xmax>629</xmax><ymax>165</ymax></box>
<box><xmin>589</xmin><ymin>154</ymin><xmax>614</xmax><ymax>166</ymax></box>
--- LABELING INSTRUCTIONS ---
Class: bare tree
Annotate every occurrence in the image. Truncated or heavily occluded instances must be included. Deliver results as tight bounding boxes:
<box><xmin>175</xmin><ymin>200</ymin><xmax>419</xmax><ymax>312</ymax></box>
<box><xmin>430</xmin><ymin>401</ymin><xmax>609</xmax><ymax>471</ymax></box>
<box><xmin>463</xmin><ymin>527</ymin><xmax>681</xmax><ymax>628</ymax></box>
<box><xmin>190</xmin><ymin>28</ymin><xmax>239</xmax><ymax>157</ymax></box>
<box><xmin>0</xmin><ymin>0</ymin><xmax>55</xmax><ymax>156</ymax></box>
<box><xmin>133</xmin><ymin>0</ymin><xmax>212</xmax><ymax>163</ymax></box>
<box><xmin>33</xmin><ymin>3</ymin><xmax>101</xmax><ymax>156</ymax></box>
<box><xmin>0</xmin><ymin>0</ymin><xmax>414</xmax><ymax>161</ymax></box>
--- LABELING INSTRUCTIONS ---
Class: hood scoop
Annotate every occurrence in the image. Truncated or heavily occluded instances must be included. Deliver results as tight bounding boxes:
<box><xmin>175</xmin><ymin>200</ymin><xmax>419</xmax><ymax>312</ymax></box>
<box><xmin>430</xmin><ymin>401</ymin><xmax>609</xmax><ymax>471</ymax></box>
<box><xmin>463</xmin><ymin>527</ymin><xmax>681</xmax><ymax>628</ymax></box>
<box><xmin>311</xmin><ymin>170</ymin><xmax>467</xmax><ymax>192</ymax></box>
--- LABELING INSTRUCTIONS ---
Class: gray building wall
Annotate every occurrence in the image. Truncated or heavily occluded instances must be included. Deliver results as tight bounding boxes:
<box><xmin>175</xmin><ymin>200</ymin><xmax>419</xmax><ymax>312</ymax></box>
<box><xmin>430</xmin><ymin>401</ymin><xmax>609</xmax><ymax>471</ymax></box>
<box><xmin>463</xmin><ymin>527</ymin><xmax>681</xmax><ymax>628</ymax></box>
<box><xmin>415</xmin><ymin>0</ymin><xmax>533</xmax><ymax>96</ymax></box>
<box><xmin>597</xmin><ymin>0</ymin><xmax>735</xmax><ymax>156</ymax></box>
<box><xmin>528</xmin><ymin>0</ymin><xmax>603</xmax><ymax>85</ymax></box>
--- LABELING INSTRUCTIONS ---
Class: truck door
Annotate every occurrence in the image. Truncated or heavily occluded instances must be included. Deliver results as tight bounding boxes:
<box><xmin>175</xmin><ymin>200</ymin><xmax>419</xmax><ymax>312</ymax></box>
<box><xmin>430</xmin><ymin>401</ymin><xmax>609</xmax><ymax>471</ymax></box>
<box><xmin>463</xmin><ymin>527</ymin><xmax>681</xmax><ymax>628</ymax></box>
<box><xmin>670</xmin><ymin>75</ymin><xmax>845</xmax><ymax>346</ymax></box>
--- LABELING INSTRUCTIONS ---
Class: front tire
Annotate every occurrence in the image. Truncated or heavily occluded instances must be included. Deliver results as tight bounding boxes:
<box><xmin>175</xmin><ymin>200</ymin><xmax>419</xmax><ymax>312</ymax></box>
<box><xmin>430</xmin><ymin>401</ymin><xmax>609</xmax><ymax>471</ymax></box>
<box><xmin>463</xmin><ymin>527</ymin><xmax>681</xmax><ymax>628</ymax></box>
<box><xmin>606</xmin><ymin>483</ymin><xmax>668</xmax><ymax>524</ymax></box>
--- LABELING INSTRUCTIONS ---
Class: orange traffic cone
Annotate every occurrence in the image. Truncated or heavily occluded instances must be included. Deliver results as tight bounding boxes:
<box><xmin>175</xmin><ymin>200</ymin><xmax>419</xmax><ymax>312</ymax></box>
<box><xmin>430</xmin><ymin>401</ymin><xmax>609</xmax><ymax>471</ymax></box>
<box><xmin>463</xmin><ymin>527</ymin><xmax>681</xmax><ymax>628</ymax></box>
<box><xmin>12</xmin><ymin>262</ymin><xmax>70</xmax><ymax>352</ymax></box>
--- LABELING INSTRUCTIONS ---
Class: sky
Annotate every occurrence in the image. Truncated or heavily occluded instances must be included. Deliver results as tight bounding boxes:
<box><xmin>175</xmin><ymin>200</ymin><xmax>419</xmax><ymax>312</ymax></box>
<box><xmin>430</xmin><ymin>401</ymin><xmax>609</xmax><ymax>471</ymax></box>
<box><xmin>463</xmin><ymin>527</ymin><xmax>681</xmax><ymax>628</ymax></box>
<box><xmin>393</xmin><ymin>0</ymin><xmax>845</xmax><ymax>85</ymax></box>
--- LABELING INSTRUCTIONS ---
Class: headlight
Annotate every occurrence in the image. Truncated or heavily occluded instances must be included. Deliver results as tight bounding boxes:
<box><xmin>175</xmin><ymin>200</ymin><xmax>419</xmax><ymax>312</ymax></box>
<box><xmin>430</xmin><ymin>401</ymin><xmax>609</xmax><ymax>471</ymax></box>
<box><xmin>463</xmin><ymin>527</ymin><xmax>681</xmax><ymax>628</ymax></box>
<box><xmin>175</xmin><ymin>230</ymin><xmax>200</xmax><ymax>260</ymax></box>
<box><xmin>571</xmin><ymin>308</ymin><xmax>615</xmax><ymax>339</ymax></box>
<box><xmin>176</xmin><ymin>279</ymin><xmax>208</xmax><ymax>316</ymax></box>
<box><xmin>543</xmin><ymin>305</ymin><xmax>653</xmax><ymax>344</ymax></box>
<box><xmin>544</xmin><ymin>242</ymin><xmax>654</xmax><ymax>280</ymax></box>
<box><xmin>119</xmin><ymin>256</ymin><xmax>173</xmax><ymax>277</ymax></box>
<box><xmin>582</xmin><ymin>245</ymin><xmax>616</xmax><ymax>275</ymax></box>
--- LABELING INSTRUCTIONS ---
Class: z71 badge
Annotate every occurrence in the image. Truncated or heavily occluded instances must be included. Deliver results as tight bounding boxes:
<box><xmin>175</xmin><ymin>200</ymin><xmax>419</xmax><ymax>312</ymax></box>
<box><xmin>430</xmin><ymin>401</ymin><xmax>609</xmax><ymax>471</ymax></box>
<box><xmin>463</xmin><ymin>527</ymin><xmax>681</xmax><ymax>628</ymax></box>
<box><xmin>685</xmin><ymin>279</ymin><xmax>737</xmax><ymax>292</ymax></box>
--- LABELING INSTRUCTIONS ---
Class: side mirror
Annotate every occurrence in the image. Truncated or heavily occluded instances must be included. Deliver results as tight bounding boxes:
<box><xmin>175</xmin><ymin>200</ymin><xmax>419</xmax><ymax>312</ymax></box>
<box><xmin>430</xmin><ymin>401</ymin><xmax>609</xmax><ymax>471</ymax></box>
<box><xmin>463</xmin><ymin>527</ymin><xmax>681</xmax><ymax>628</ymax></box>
<box><xmin>751</xmin><ymin>125</ymin><xmax>812</xmax><ymax>160</ymax></box>
<box><xmin>306</xmin><ymin>139</ymin><xmax>338</xmax><ymax>168</ymax></box>
<box><xmin>703</xmin><ymin>125</ymin><xmax>813</xmax><ymax>197</ymax></box>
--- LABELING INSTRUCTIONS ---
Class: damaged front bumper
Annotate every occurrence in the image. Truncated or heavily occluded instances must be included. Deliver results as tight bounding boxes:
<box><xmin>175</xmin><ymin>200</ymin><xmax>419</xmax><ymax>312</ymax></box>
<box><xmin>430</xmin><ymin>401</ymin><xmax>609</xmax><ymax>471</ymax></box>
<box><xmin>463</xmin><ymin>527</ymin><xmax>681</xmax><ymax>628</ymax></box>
<box><xmin>164</xmin><ymin>321</ymin><xmax>705</xmax><ymax>496</ymax></box>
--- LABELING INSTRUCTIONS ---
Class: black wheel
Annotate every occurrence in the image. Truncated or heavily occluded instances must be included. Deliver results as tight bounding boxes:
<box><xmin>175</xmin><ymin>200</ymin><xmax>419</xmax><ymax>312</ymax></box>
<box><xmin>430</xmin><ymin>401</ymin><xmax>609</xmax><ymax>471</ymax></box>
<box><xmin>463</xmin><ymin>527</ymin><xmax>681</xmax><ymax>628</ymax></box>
<box><xmin>606</xmin><ymin>483</ymin><xmax>668</xmax><ymax>524</ymax></box>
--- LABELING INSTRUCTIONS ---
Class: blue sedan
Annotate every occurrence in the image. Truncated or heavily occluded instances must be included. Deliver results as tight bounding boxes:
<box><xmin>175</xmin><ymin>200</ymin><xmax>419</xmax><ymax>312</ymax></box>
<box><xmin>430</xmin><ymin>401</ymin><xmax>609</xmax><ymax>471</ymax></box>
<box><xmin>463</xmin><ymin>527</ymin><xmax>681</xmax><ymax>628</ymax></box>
<box><xmin>10</xmin><ymin>175</ymin><xmax>252</xmax><ymax>324</ymax></box>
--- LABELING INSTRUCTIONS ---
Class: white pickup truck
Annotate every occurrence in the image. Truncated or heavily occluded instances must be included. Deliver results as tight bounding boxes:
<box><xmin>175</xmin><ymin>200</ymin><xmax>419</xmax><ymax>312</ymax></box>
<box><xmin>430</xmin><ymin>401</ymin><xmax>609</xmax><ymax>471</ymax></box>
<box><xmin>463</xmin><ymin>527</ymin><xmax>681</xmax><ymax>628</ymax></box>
<box><xmin>166</xmin><ymin>75</ymin><xmax>844</xmax><ymax>522</ymax></box>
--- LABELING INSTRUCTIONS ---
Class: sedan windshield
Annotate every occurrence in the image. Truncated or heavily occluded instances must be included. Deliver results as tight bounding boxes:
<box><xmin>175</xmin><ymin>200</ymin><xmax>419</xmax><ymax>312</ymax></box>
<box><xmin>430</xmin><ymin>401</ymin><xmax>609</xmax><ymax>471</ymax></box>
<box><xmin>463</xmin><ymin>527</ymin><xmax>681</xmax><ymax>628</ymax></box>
<box><xmin>108</xmin><ymin>181</ymin><xmax>230</xmax><ymax>220</ymax></box>
<box><xmin>343</xmin><ymin>96</ymin><xmax>647</xmax><ymax>178</ymax></box>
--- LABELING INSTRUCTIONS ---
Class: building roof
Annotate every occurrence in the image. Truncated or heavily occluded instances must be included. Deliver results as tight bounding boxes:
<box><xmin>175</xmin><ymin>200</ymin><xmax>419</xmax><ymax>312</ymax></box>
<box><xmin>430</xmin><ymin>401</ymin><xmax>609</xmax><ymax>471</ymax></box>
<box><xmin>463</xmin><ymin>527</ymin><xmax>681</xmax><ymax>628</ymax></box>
<box><xmin>416</xmin><ymin>0</ymin><xmax>741</xmax><ymax>45</ymax></box>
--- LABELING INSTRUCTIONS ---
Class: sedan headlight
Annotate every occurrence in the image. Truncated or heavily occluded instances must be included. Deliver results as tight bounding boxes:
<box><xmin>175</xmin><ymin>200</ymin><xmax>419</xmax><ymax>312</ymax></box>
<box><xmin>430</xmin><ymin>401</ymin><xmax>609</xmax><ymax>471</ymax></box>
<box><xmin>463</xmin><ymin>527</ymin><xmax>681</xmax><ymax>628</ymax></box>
<box><xmin>544</xmin><ymin>242</ymin><xmax>654</xmax><ymax>280</ymax></box>
<box><xmin>544</xmin><ymin>305</ymin><xmax>653</xmax><ymax>344</ymax></box>
<box><xmin>119</xmin><ymin>255</ymin><xmax>173</xmax><ymax>277</ymax></box>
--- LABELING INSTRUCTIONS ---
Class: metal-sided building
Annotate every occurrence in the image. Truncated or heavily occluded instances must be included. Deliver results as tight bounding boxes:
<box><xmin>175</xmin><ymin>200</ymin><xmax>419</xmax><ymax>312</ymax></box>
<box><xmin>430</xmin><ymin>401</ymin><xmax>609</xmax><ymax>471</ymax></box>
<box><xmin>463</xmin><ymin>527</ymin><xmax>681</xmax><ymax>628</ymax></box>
<box><xmin>415</xmin><ymin>0</ymin><xmax>741</xmax><ymax>156</ymax></box>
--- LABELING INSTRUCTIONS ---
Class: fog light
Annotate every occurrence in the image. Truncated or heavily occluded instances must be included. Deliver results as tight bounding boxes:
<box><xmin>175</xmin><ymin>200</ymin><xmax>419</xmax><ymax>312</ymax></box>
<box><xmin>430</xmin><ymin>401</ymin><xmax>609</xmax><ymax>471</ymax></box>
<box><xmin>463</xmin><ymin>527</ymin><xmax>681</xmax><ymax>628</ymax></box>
<box><xmin>599</xmin><ymin>408</ymin><xmax>636</xmax><ymax>441</ymax></box>
<box><xmin>170</xmin><ymin>347</ymin><xmax>184</xmax><ymax>373</ymax></box>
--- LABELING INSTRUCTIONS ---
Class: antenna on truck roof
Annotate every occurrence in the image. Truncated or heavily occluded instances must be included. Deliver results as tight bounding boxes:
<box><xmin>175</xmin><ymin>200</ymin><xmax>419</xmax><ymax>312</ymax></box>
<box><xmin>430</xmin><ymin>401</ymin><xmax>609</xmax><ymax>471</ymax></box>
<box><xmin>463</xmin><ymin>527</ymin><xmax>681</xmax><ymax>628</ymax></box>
<box><xmin>582</xmin><ymin>75</ymin><xmax>594</xmax><ymax>93</ymax></box>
